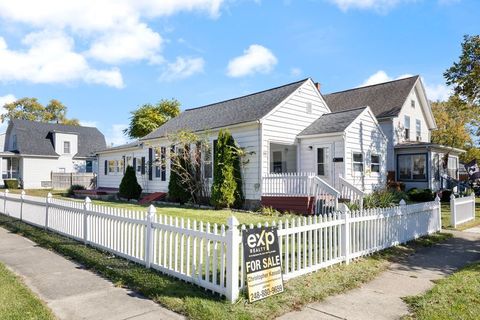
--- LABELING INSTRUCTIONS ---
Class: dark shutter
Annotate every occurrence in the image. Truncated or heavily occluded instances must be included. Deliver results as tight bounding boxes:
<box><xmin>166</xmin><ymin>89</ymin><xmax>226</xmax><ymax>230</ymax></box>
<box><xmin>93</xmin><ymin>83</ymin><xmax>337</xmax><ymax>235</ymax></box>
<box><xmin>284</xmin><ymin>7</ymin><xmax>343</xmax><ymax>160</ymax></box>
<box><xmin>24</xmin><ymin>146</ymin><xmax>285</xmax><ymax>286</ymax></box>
<box><xmin>148</xmin><ymin>148</ymin><xmax>153</xmax><ymax>180</ymax></box>
<box><xmin>123</xmin><ymin>156</ymin><xmax>126</xmax><ymax>174</ymax></box>
<box><xmin>161</xmin><ymin>147</ymin><xmax>166</xmax><ymax>181</ymax></box>
<box><xmin>133</xmin><ymin>158</ymin><xmax>137</xmax><ymax>172</ymax></box>
<box><xmin>104</xmin><ymin>160</ymin><xmax>108</xmax><ymax>175</ymax></box>
<box><xmin>141</xmin><ymin>157</ymin><xmax>146</xmax><ymax>175</ymax></box>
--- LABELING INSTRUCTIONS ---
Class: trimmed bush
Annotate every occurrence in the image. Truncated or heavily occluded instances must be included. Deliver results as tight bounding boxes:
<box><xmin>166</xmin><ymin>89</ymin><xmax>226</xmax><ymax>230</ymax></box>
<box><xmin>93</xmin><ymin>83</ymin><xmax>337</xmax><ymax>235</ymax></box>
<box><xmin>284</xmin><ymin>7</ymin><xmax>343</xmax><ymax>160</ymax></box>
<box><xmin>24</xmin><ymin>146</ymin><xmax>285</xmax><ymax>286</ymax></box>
<box><xmin>4</xmin><ymin>179</ymin><xmax>19</xmax><ymax>189</ymax></box>
<box><xmin>118</xmin><ymin>166</ymin><xmax>142</xmax><ymax>200</ymax></box>
<box><xmin>211</xmin><ymin>129</ymin><xmax>240</xmax><ymax>209</ymax></box>
<box><xmin>67</xmin><ymin>184</ymin><xmax>86</xmax><ymax>196</ymax></box>
<box><xmin>407</xmin><ymin>188</ymin><xmax>434</xmax><ymax>202</ymax></box>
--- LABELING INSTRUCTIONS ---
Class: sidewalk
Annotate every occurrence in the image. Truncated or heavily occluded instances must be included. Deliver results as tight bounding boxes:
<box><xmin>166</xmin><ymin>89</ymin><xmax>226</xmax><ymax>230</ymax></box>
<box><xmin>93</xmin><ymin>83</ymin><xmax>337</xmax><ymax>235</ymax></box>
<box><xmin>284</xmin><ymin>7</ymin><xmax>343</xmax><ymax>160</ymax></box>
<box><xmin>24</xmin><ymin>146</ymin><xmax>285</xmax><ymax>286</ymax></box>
<box><xmin>0</xmin><ymin>227</ymin><xmax>184</xmax><ymax>320</ymax></box>
<box><xmin>279</xmin><ymin>230</ymin><xmax>480</xmax><ymax>320</ymax></box>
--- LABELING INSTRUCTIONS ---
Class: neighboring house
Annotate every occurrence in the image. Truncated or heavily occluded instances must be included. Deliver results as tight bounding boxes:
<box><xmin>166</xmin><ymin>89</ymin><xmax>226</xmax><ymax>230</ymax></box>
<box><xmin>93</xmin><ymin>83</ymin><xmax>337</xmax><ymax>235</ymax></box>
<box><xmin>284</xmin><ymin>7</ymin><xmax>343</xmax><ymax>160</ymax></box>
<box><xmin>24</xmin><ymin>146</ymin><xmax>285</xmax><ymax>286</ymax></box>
<box><xmin>0</xmin><ymin>119</ymin><xmax>106</xmax><ymax>189</ymax></box>
<box><xmin>324</xmin><ymin>76</ymin><xmax>464</xmax><ymax>191</ymax></box>
<box><xmin>96</xmin><ymin>78</ymin><xmax>387</xmax><ymax>209</ymax></box>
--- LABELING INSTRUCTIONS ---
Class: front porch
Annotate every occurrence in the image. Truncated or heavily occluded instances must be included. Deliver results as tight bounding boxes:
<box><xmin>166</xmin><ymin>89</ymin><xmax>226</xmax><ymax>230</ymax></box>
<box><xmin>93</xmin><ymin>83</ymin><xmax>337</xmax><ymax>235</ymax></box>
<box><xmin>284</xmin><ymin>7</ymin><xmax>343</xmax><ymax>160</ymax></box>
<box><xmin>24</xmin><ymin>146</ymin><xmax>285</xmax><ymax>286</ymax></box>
<box><xmin>0</xmin><ymin>153</ymin><xmax>20</xmax><ymax>184</ymax></box>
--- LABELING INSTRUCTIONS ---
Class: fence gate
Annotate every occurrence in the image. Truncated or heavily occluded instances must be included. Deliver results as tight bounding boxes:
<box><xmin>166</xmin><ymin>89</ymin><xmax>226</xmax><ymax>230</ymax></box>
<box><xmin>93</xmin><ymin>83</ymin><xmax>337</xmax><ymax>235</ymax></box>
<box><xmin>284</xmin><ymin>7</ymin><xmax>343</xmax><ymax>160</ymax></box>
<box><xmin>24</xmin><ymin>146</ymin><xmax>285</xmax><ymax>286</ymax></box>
<box><xmin>450</xmin><ymin>194</ymin><xmax>476</xmax><ymax>228</ymax></box>
<box><xmin>51</xmin><ymin>172</ymin><xmax>96</xmax><ymax>190</ymax></box>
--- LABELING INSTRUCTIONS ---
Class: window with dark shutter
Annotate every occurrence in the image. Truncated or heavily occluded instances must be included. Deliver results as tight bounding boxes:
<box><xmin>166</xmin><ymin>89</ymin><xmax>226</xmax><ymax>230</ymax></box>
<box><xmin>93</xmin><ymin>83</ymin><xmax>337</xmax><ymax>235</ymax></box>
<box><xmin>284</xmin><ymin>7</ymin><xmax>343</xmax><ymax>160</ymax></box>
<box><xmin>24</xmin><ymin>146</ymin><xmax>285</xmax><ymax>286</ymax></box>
<box><xmin>133</xmin><ymin>158</ymin><xmax>137</xmax><ymax>173</ymax></box>
<box><xmin>148</xmin><ymin>148</ymin><xmax>153</xmax><ymax>180</ymax></box>
<box><xmin>161</xmin><ymin>147</ymin><xmax>166</xmax><ymax>181</ymax></box>
<box><xmin>141</xmin><ymin>157</ymin><xmax>146</xmax><ymax>175</ymax></box>
<box><xmin>104</xmin><ymin>160</ymin><xmax>108</xmax><ymax>175</ymax></box>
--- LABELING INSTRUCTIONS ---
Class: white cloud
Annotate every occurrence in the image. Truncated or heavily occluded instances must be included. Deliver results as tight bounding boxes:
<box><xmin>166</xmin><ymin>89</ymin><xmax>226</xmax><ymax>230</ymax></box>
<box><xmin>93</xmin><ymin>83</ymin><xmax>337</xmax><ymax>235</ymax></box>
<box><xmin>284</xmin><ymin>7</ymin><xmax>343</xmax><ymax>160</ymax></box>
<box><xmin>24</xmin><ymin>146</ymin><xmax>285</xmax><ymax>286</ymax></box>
<box><xmin>227</xmin><ymin>44</ymin><xmax>278</xmax><ymax>77</ymax></box>
<box><xmin>329</xmin><ymin>0</ymin><xmax>402</xmax><ymax>12</ymax></box>
<box><xmin>160</xmin><ymin>57</ymin><xmax>205</xmax><ymax>82</ymax></box>
<box><xmin>0</xmin><ymin>94</ymin><xmax>16</xmax><ymax>108</ymax></box>
<box><xmin>106</xmin><ymin>124</ymin><xmax>130</xmax><ymax>146</ymax></box>
<box><xmin>0</xmin><ymin>0</ymin><xmax>224</xmax><ymax>86</ymax></box>
<box><xmin>290</xmin><ymin>67</ymin><xmax>302</xmax><ymax>77</ymax></box>
<box><xmin>0</xmin><ymin>32</ymin><xmax>123</xmax><ymax>88</ymax></box>
<box><xmin>79</xmin><ymin>120</ymin><xmax>98</xmax><ymax>127</ymax></box>
<box><xmin>360</xmin><ymin>70</ymin><xmax>451</xmax><ymax>101</ymax></box>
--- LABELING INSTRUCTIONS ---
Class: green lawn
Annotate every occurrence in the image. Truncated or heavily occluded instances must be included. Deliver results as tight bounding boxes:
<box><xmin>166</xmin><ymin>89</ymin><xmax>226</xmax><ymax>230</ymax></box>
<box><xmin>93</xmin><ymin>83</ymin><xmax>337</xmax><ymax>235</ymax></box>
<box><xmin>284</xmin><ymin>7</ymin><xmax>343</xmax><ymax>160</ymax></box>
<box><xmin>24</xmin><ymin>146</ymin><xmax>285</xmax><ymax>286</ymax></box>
<box><xmin>2</xmin><ymin>189</ymin><xmax>294</xmax><ymax>226</ymax></box>
<box><xmin>0</xmin><ymin>262</ymin><xmax>55</xmax><ymax>320</ymax></box>
<box><xmin>441</xmin><ymin>197</ymin><xmax>480</xmax><ymax>230</ymax></box>
<box><xmin>403</xmin><ymin>261</ymin><xmax>480</xmax><ymax>320</ymax></box>
<box><xmin>0</xmin><ymin>213</ymin><xmax>451</xmax><ymax>320</ymax></box>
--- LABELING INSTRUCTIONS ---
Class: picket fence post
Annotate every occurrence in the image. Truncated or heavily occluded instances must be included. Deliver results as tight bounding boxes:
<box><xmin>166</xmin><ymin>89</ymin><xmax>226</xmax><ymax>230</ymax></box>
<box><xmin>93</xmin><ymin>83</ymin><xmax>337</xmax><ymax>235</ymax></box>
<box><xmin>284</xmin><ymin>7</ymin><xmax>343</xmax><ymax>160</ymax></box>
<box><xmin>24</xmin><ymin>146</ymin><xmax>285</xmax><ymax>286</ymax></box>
<box><xmin>471</xmin><ymin>192</ymin><xmax>476</xmax><ymax>223</ymax></box>
<box><xmin>225</xmin><ymin>216</ymin><xmax>240</xmax><ymax>302</ymax></box>
<box><xmin>341</xmin><ymin>205</ymin><xmax>351</xmax><ymax>265</ymax></box>
<box><xmin>145</xmin><ymin>205</ymin><xmax>156</xmax><ymax>268</ymax></box>
<box><xmin>399</xmin><ymin>199</ymin><xmax>406</xmax><ymax>243</ymax></box>
<box><xmin>20</xmin><ymin>190</ymin><xmax>25</xmax><ymax>221</ymax></box>
<box><xmin>45</xmin><ymin>192</ymin><xmax>52</xmax><ymax>230</ymax></box>
<box><xmin>435</xmin><ymin>195</ymin><xmax>441</xmax><ymax>231</ymax></box>
<box><xmin>83</xmin><ymin>197</ymin><xmax>91</xmax><ymax>245</ymax></box>
<box><xmin>450</xmin><ymin>194</ymin><xmax>456</xmax><ymax>228</ymax></box>
<box><xmin>4</xmin><ymin>189</ymin><xmax>8</xmax><ymax>216</ymax></box>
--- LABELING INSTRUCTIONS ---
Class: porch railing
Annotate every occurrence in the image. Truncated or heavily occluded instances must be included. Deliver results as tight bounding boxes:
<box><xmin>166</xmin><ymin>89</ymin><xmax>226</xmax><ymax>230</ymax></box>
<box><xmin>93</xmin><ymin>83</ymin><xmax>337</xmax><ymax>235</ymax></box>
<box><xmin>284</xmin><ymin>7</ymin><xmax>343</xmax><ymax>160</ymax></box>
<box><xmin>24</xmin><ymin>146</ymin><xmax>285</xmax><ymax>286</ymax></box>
<box><xmin>310</xmin><ymin>176</ymin><xmax>340</xmax><ymax>215</ymax></box>
<box><xmin>339</xmin><ymin>175</ymin><xmax>364</xmax><ymax>209</ymax></box>
<box><xmin>262</xmin><ymin>172</ymin><xmax>312</xmax><ymax>196</ymax></box>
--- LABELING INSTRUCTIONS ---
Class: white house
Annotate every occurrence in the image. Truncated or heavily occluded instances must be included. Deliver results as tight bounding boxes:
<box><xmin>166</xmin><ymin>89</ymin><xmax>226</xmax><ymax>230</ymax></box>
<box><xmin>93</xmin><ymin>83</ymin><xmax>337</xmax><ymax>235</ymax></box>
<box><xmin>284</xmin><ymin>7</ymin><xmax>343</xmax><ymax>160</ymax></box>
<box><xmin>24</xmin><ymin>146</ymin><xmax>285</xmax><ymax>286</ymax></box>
<box><xmin>324</xmin><ymin>76</ymin><xmax>463</xmax><ymax>191</ymax></box>
<box><xmin>0</xmin><ymin>119</ymin><xmax>106</xmax><ymax>189</ymax></box>
<box><xmin>96</xmin><ymin>78</ymin><xmax>387</xmax><ymax>211</ymax></box>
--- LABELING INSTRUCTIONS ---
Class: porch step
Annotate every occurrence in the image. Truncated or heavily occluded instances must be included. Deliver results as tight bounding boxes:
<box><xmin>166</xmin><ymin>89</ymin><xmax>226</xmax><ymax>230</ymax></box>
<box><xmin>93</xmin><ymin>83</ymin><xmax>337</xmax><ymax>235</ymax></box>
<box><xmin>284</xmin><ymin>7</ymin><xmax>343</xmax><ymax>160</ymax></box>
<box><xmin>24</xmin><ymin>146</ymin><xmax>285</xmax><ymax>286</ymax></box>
<box><xmin>139</xmin><ymin>192</ymin><xmax>167</xmax><ymax>205</ymax></box>
<box><xmin>261</xmin><ymin>196</ymin><xmax>312</xmax><ymax>215</ymax></box>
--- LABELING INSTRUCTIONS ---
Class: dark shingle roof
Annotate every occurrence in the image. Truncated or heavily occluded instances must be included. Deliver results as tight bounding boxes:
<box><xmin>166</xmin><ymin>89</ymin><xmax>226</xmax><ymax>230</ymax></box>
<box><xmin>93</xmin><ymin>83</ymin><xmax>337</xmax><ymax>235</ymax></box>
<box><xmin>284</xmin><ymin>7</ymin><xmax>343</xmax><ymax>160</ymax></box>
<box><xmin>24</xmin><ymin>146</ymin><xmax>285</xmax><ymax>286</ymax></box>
<box><xmin>143</xmin><ymin>79</ymin><xmax>309</xmax><ymax>140</ymax></box>
<box><xmin>7</xmin><ymin>119</ymin><xmax>106</xmax><ymax>157</ymax></box>
<box><xmin>324</xmin><ymin>76</ymin><xmax>419</xmax><ymax>118</ymax></box>
<box><xmin>299</xmin><ymin>107</ymin><xmax>366</xmax><ymax>136</ymax></box>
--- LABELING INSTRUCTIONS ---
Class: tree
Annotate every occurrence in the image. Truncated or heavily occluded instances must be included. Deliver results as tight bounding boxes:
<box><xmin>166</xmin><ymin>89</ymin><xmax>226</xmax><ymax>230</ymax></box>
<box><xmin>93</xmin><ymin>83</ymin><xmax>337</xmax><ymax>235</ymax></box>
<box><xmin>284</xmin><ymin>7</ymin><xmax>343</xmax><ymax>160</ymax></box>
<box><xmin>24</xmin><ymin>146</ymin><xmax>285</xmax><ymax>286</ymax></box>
<box><xmin>210</xmin><ymin>129</ymin><xmax>242</xmax><ymax>209</ymax></box>
<box><xmin>118</xmin><ymin>166</ymin><xmax>142</xmax><ymax>200</ymax></box>
<box><xmin>1</xmin><ymin>97</ymin><xmax>79</xmax><ymax>125</ymax></box>
<box><xmin>444</xmin><ymin>35</ymin><xmax>480</xmax><ymax>106</ymax></box>
<box><xmin>124</xmin><ymin>99</ymin><xmax>181</xmax><ymax>139</ymax></box>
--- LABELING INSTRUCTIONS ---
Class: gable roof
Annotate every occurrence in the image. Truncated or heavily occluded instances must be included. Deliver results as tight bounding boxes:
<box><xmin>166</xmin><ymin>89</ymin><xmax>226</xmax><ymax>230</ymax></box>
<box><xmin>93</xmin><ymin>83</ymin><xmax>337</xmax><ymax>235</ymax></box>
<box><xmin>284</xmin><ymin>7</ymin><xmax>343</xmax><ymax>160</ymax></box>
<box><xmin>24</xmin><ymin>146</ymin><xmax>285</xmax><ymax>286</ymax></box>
<box><xmin>6</xmin><ymin>119</ymin><xmax>106</xmax><ymax>157</ymax></box>
<box><xmin>142</xmin><ymin>78</ymin><xmax>309</xmax><ymax>140</ymax></box>
<box><xmin>324</xmin><ymin>76</ymin><xmax>419</xmax><ymax>119</ymax></box>
<box><xmin>298</xmin><ymin>107</ymin><xmax>367</xmax><ymax>136</ymax></box>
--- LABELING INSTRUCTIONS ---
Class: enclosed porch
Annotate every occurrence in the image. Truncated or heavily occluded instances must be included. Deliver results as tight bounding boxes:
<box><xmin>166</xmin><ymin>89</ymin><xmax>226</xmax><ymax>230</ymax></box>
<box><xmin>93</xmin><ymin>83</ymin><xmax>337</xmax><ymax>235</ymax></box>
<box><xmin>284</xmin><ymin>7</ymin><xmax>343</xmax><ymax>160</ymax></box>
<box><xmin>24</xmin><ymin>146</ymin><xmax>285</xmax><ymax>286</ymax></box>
<box><xmin>0</xmin><ymin>153</ymin><xmax>20</xmax><ymax>182</ymax></box>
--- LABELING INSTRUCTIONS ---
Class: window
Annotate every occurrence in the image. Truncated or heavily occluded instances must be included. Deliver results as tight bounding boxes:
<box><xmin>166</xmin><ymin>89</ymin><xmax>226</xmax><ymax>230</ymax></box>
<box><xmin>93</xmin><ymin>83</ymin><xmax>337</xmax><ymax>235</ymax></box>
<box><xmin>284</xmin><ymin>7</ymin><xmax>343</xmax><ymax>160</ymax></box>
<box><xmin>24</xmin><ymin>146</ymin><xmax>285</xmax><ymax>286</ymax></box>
<box><xmin>306</xmin><ymin>102</ymin><xmax>312</xmax><ymax>114</ymax></box>
<box><xmin>154</xmin><ymin>147</ymin><xmax>161</xmax><ymax>178</ymax></box>
<box><xmin>447</xmin><ymin>156</ymin><xmax>458</xmax><ymax>179</ymax></box>
<box><xmin>86</xmin><ymin>160</ymin><xmax>93</xmax><ymax>173</ymax></box>
<box><xmin>398</xmin><ymin>154</ymin><xmax>427</xmax><ymax>181</ymax></box>
<box><xmin>203</xmin><ymin>143</ymin><xmax>213</xmax><ymax>179</ymax></box>
<box><xmin>353</xmin><ymin>152</ymin><xmax>364</xmax><ymax>173</ymax></box>
<box><xmin>371</xmin><ymin>154</ymin><xmax>380</xmax><ymax>173</ymax></box>
<box><xmin>416</xmin><ymin>119</ymin><xmax>421</xmax><ymax>141</ymax></box>
<box><xmin>404</xmin><ymin>115</ymin><xmax>411</xmax><ymax>140</ymax></box>
<box><xmin>317</xmin><ymin>148</ymin><xmax>325</xmax><ymax>176</ymax></box>
<box><xmin>117</xmin><ymin>160</ymin><xmax>124</xmax><ymax>173</ymax></box>
<box><xmin>12</xmin><ymin>135</ymin><xmax>17</xmax><ymax>150</ymax></box>
<box><xmin>108</xmin><ymin>160</ymin><xmax>116</xmax><ymax>173</ymax></box>
<box><xmin>160</xmin><ymin>147</ymin><xmax>166</xmax><ymax>181</ymax></box>
<box><xmin>63</xmin><ymin>141</ymin><xmax>71</xmax><ymax>154</ymax></box>
<box><xmin>411</xmin><ymin>100</ymin><xmax>415</xmax><ymax>108</ymax></box>
<box><xmin>272</xmin><ymin>151</ymin><xmax>283</xmax><ymax>173</ymax></box>
<box><xmin>136</xmin><ymin>157</ymin><xmax>142</xmax><ymax>173</ymax></box>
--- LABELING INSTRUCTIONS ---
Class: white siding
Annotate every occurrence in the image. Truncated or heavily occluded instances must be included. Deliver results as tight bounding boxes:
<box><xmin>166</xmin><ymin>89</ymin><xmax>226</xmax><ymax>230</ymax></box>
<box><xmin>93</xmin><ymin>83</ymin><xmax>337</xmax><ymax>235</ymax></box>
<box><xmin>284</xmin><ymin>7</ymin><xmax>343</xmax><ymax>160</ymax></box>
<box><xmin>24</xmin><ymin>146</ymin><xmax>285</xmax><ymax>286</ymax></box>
<box><xmin>261</xmin><ymin>80</ymin><xmax>330</xmax><ymax>176</ymax></box>
<box><xmin>344</xmin><ymin>109</ymin><xmax>387</xmax><ymax>193</ymax></box>
<box><xmin>21</xmin><ymin>157</ymin><xmax>59</xmax><ymax>189</ymax></box>
<box><xmin>97</xmin><ymin>123</ymin><xmax>262</xmax><ymax>200</ymax></box>
<box><xmin>379</xmin><ymin>119</ymin><xmax>395</xmax><ymax>172</ymax></box>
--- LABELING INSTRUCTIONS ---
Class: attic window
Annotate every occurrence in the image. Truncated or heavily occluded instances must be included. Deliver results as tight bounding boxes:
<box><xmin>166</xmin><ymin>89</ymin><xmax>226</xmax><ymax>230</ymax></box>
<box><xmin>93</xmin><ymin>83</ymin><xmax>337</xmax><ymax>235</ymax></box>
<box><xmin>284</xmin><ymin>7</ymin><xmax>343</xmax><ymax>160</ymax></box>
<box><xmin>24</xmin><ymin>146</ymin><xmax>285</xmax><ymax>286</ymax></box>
<box><xmin>306</xmin><ymin>102</ymin><xmax>312</xmax><ymax>114</ymax></box>
<box><xmin>63</xmin><ymin>141</ymin><xmax>71</xmax><ymax>154</ymax></box>
<box><xmin>411</xmin><ymin>100</ymin><xmax>415</xmax><ymax>108</ymax></box>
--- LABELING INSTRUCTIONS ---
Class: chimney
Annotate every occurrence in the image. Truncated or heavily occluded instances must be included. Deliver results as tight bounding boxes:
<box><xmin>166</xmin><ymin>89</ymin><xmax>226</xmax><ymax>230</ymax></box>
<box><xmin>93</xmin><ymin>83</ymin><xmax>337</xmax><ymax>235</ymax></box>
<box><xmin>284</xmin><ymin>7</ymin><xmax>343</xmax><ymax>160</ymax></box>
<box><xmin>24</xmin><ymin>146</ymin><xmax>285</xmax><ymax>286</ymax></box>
<box><xmin>314</xmin><ymin>82</ymin><xmax>321</xmax><ymax>92</ymax></box>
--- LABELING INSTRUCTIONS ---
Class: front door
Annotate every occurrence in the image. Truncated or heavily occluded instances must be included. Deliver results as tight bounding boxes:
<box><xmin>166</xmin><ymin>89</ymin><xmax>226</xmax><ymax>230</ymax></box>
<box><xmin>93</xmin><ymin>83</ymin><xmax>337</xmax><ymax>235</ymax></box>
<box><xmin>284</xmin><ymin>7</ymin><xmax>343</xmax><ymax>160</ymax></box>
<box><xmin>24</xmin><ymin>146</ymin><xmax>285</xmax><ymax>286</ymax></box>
<box><xmin>315</xmin><ymin>144</ymin><xmax>333</xmax><ymax>185</ymax></box>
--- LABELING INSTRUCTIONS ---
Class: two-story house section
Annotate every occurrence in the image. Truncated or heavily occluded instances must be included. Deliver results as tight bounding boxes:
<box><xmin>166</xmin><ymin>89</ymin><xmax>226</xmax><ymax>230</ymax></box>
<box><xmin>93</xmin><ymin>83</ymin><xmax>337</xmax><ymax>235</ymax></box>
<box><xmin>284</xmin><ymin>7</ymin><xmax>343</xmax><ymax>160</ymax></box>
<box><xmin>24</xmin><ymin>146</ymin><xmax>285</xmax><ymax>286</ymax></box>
<box><xmin>325</xmin><ymin>75</ymin><xmax>464</xmax><ymax>191</ymax></box>
<box><xmin>0</xmin><ymin>119</ymin><xmax>106</xmax><ymax>188</ymax></box>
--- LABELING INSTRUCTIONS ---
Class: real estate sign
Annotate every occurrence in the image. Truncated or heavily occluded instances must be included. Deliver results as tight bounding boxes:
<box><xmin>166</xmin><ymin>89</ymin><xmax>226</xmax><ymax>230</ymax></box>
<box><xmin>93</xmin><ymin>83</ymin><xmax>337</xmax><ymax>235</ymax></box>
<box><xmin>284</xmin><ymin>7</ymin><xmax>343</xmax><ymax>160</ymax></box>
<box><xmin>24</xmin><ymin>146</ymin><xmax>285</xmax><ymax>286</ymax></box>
<box><xmin>242</xmin><ymin>226</ymin><xmax>284</xmax><ymax>302</ymax></box>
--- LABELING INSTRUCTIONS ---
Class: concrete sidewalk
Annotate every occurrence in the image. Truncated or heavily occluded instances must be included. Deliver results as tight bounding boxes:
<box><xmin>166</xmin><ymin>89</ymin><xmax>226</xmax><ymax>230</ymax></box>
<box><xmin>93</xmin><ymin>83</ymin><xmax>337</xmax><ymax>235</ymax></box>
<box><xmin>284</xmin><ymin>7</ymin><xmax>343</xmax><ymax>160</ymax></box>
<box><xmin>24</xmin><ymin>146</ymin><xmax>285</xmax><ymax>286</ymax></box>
<box><xmin>0</xmin><ymin>227</ymin><xmax>184</xmax><ymax>320</ymax></box>
<box><xmin>279</xmin><ymin>230</ymin><xmax>480</xmax><ymax>320</ymax></box>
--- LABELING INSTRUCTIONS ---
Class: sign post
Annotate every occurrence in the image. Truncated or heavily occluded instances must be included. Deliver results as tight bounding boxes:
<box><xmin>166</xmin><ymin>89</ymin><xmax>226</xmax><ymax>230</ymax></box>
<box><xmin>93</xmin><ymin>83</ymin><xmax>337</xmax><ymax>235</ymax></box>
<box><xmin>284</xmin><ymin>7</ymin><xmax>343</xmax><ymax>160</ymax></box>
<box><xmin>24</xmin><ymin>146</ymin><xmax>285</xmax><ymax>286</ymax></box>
<box><xmin>242</xmin><ymin>226</ymin><xmax>284</xmax><ymax>302</ymax></box>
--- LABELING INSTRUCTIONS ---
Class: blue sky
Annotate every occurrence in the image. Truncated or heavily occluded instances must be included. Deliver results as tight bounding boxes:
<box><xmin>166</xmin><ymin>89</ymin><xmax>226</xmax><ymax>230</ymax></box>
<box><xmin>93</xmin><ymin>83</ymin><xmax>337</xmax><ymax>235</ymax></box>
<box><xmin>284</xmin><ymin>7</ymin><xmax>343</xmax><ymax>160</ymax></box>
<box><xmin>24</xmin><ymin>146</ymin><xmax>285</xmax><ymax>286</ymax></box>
<box><xmin>0</xmin><ymin>0</ymin><xmax>478</xmax><ymax>145</ymax></box>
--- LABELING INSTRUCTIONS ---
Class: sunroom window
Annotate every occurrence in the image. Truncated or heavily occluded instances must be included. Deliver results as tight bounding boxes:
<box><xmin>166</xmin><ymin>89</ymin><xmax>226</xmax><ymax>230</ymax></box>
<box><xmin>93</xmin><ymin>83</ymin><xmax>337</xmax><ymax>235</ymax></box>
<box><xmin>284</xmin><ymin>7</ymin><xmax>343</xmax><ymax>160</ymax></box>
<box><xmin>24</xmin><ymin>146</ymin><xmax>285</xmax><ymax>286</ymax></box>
<box><xmin>398</xmin><ymin>154</ymin><xmax>427</xmax><ymax>181</ymax></box>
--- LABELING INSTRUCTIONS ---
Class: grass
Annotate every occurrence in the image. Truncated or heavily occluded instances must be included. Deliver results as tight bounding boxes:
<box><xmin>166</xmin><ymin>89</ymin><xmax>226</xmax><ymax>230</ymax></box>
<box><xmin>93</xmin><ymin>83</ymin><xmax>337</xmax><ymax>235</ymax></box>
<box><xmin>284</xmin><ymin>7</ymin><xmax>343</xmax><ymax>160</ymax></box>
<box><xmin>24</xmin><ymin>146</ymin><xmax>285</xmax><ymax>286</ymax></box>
<box><xmin>0</xmin><ymin>213</ymin><xmax>452</xmax><ymax>320</ymax></box>
<box><xmin>403</xmin><ymin>261</ymin><xmax>480</xmax><ymax>320</ymax></box>
<box><xmin>1</xmin><ymin>188</ymin><xmax>295</xmax><ymax>226</ymax></box>
<box><xmin>0</xmin><ymin>261</ymin><xmax>55</xmax><ymax>320</ymax></box>
<box><xmin>440</xmin><ymin>197</ymin><xmax>480</xmax><ymax>230</ymax></box>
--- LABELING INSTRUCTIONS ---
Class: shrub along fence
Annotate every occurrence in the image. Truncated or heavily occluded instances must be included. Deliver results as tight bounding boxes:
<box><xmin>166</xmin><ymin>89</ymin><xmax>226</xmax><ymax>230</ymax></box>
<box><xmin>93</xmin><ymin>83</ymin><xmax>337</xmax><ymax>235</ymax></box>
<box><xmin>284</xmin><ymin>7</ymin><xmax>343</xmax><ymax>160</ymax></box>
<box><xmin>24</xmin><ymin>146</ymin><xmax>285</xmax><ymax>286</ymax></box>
<box><xmin>0</xmin><ymin>191</ymin><xmax>441</xmax><ymax>302</ymax></box>
<box><xmin>450</xmin><ymin>193</ymin><xmax>476</xmax><ymax>228</ymax></box>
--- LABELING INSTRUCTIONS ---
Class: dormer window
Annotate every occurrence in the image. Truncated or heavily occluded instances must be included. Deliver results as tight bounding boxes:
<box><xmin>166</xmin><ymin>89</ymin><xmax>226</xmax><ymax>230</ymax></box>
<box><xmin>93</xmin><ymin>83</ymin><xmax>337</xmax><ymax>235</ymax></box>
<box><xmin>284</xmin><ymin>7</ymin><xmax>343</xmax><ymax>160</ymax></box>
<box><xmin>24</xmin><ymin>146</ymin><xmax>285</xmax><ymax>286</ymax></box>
<box><xmin>404</xmin><ymin>115</ymin><xmax>411</xmax><ymax>140</ymax></box>
<box><xmin>411</xmin><ymin>100</ymin><xmax>415</xmax><ymax>108</ymax></box>
<box><xmin>63</xmin><ymin>141</ymin><xmax>71</xmax><ymax>154</ymax></box>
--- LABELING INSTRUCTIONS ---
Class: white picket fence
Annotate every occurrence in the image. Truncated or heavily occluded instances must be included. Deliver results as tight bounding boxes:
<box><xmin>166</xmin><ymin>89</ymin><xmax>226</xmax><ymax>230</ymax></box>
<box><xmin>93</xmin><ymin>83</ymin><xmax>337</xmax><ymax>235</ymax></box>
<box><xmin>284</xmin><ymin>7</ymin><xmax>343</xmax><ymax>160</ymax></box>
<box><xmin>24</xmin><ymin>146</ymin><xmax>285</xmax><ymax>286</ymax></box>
<box><xmin>450</xmin><ymin>193</ymin><xmax>476</xmax><ymax>228</ymax></box>
<box><xmin>0</xmin><ymin>191</ymin><xmax>442</xmax><ymax>302</ymax></box>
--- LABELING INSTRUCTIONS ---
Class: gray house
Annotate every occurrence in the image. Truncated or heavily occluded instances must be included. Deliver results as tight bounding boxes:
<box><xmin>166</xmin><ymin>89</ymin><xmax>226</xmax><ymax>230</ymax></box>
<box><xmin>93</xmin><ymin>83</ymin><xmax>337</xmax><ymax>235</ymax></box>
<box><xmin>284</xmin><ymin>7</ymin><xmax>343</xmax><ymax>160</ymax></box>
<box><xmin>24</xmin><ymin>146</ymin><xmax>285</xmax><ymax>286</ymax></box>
<box><xmin>0</xmin><ymin>119</ymin><xmax>106</xmax><ymax>188</ymax></box>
